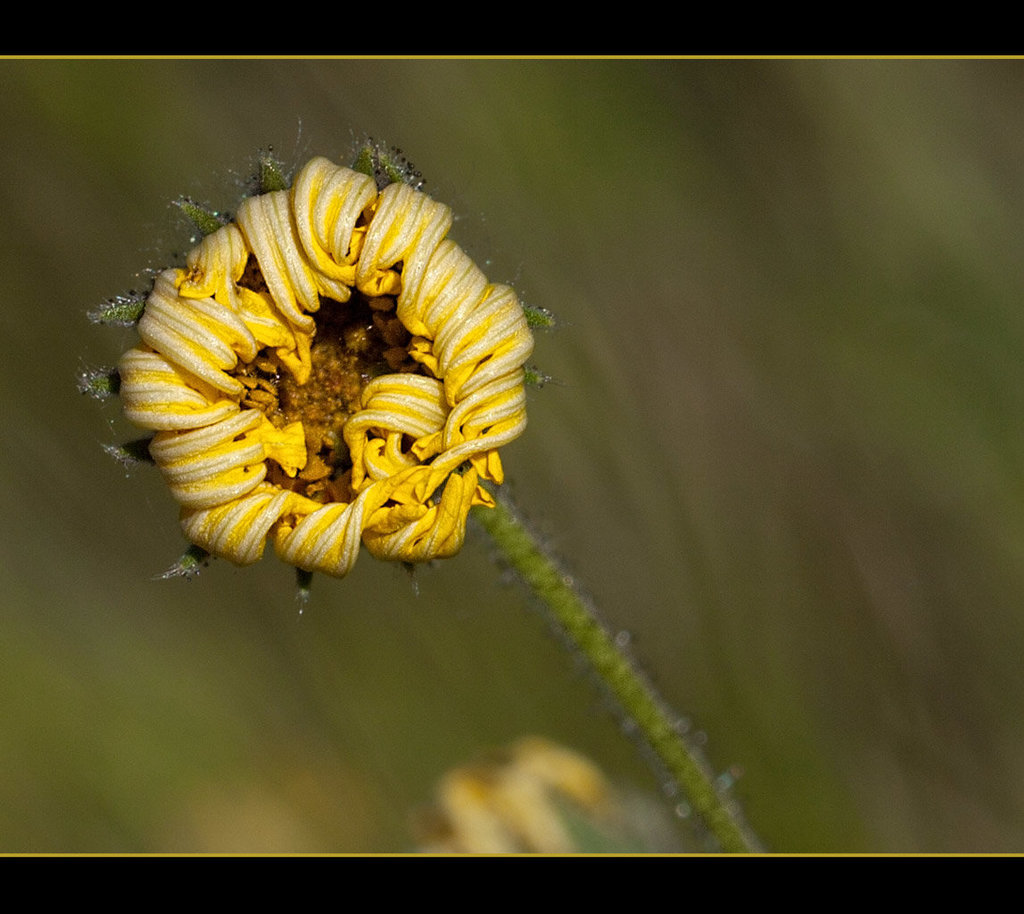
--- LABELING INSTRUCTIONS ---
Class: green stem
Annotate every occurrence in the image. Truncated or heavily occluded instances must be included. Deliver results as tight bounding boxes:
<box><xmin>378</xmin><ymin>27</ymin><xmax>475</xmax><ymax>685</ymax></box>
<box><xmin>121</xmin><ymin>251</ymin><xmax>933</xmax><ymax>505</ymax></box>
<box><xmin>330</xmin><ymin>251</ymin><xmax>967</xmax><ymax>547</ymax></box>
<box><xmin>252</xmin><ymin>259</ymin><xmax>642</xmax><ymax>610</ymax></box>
<box><xmin>471</xmin><ymin>496</ymin><xmax>761</xmax><ymax>854</ymax></box>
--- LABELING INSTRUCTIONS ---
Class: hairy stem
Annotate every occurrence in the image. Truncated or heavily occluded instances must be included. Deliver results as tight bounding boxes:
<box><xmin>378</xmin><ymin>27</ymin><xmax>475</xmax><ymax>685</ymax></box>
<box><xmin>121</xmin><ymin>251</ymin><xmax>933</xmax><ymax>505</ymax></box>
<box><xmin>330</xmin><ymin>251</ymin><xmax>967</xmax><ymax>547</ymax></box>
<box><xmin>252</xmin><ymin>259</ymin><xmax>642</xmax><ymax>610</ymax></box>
<box><xmin>471</xmin><ymin>496</ymin><xmax>761</xmax><ymax>853</ymax></box>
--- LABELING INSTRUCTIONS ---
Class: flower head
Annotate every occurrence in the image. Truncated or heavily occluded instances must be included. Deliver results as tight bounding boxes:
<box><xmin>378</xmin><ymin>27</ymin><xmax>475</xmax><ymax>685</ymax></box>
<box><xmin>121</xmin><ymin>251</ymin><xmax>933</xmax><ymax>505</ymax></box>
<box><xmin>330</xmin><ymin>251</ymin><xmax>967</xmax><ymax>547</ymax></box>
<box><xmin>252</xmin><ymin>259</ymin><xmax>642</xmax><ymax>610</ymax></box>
<box><xmin>411</xmin><ymin>737</ymin><xmax>678</xmax><ymax>854</ymax></box>
<box><xmin>107</xmin><ymin>152</ymin><xmax>533</xmax><ymax>578</ymax></box>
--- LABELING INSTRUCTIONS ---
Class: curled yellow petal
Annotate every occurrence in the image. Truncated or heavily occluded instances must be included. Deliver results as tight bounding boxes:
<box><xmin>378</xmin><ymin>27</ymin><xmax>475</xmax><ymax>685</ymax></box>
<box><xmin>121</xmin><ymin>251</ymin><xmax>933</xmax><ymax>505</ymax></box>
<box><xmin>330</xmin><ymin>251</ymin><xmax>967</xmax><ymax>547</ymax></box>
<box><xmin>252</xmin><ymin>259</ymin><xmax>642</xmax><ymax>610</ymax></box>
<box><xmin>179</xmin><ymin>223</ymin><xmax>249</xmax><ymax>305</ymax></box>
<box><xmin>236</xmin><ymin>189</ymin><xmax>319</xmax><ymax>332</ymax></box>
<box><xmin>148</xmin><ymin>410</ymin><xmax>269</xmax><ymax>509</ymax></box>
<box><xmin>291</xmin><ymin>156</ymin><xmax>377</xmax><ymax>300</ymax></box>
<box><xmin>258</xmin><ymin>417</ymin><xmax>307</xmax><ymax>478</ymax></box>
<box><xmin>181</xmin><ymin>484</ymin><xmax>310</xmax><ymax>566</ymax></box>
<box><xmin>118</xmin><ymin>346</ymin><xmax>239</xmax><ymax>431</ymax></box>
<box><xmin>363</xmin><ymin>467</ymin><xmax>479</xmax><ymax>563</ymax></box>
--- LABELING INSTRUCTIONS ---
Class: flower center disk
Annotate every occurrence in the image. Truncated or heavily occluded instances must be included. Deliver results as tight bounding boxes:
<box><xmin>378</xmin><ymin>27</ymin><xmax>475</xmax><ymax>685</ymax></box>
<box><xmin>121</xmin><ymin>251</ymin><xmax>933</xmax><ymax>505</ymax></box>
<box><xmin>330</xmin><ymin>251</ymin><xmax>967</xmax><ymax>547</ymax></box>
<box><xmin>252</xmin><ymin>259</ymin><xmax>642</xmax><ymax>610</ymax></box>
<box><xmin>232</xmin><ymin>258</ymin><xmax>423</xmax><ymax>505</ymax></box>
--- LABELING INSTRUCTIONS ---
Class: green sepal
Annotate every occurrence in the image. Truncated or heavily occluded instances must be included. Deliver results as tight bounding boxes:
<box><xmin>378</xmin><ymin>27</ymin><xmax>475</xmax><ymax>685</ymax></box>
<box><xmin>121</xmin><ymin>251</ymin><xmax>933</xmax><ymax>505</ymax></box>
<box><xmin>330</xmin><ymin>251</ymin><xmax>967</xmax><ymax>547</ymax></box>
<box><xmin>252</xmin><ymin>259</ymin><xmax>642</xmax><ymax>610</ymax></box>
<box><xmin>78</xmin><ymin>366</ymin><xmax>121</xmax><ymax>400</ymax></box>
<box><xmin>296</xmin><ymin>567</ymin><xmax>314</xmax><ymax>612</ymax></box>
<box><xmin>156</xmin><ymin>544</ymin><xmax>210</xmax><ymax>581</ymax></box>
<box><xmin>102</xmin><ymin>437</ymin><xmax>154</xmax><ymax>467</ymax></box>
<box><xmin>88</xmin><ymin>292</ymin><xmax>146</xmax><ymax>326</ymax></box>
<box><xmin>351</xmin><ymin>144</ymin><xmax>376</xmax><ymax>179</ymax></box>
<box><xmin>352</xmin><ymin>139</ymin><xmax>424</xmax><ymax>191</ymax></box>
<box><xmin>174</xmin><ymin>196</ymin><xmax>225</xmax><ymax>237</ymax></box>
<box><xmin>524</xmin><ymin>365</ymin><xmax>555</xmax><ymax>389</ymax></box>
<box><xmin>257</xmin><ymin>150</ymin><xmax>288</xmax><ymax>193</ymax></box>
<box><xmin>523</xmin><ymin>303</ymin><xmax>556</xmax><ymax>330</ymax></box>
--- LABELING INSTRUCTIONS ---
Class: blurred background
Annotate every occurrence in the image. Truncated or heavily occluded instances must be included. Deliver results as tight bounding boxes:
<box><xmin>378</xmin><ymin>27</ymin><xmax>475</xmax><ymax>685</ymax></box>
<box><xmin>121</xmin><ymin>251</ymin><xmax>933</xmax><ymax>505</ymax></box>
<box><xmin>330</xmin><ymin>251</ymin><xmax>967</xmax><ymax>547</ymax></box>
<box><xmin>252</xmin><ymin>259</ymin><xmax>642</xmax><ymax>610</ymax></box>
<box><xmin>2</xmin><ymin>58</ymin><xmax>1024</xmax><ymax>853</ymax></box>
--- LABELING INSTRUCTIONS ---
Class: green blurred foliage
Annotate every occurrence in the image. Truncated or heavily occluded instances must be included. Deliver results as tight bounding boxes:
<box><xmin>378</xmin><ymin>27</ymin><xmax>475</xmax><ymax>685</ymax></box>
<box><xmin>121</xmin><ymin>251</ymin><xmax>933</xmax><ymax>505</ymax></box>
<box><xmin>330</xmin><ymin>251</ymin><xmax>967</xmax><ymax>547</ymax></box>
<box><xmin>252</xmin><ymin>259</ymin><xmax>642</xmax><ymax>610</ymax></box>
<box><xmin>2</xmin><ymin>58</ymin><xmax>1024</xmax><ymax>852</ymax></box>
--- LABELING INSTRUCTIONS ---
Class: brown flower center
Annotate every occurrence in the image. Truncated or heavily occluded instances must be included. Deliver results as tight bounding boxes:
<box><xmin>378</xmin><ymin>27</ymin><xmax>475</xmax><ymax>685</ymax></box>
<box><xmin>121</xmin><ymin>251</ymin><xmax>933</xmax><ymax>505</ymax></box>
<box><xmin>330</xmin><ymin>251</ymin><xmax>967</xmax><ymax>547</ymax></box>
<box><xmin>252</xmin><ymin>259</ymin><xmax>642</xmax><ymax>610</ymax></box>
<box><xmin>230</xmin><ymin>256</ymin><xmax>426</xmax><ymax>503</ymax></box>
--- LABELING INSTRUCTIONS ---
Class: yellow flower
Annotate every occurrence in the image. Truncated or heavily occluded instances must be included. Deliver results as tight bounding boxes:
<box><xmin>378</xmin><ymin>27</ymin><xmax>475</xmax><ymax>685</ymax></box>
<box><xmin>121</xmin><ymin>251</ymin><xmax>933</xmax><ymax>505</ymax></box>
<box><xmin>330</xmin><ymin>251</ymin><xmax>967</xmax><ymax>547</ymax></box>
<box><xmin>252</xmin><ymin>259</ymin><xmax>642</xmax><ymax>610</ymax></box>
<box><xmin>412</xmin><ymin>737</ymin><xmax>625</xmax><ymax>854</ymax></box>
<box><xmin>115</xmin><ymin>154</ymin><xmax>533</xmax><ymax>577</ymax></box>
